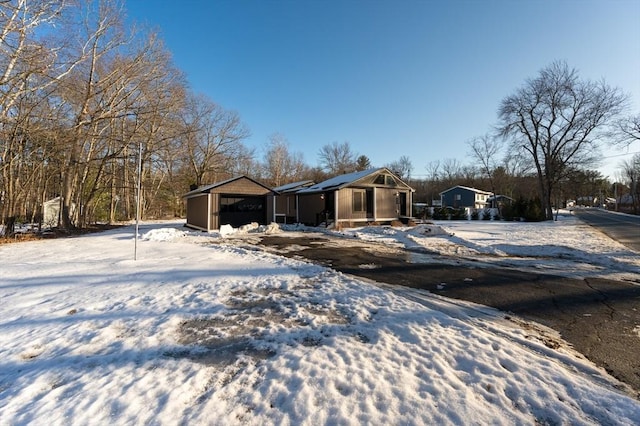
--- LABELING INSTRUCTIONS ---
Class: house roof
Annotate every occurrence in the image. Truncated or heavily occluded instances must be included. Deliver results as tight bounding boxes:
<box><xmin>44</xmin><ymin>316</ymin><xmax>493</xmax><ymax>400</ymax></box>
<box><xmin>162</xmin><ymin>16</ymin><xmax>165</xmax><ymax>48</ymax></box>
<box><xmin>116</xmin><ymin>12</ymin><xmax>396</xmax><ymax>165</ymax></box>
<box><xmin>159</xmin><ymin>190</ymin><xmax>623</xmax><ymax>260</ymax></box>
<box><xmin>296</xmin><ymin>167</ymin><xmax>413</xmax><ymax>194</ymax></box>
<box><xmin>487</xmin><ymin>194</ymin><xmax>514</xmax><ymax>201</ymax></box>
<box><xmin>440</xmin><ymin>185</ymin><xmax>493</xmax><ymax>196</ymax></box>
<box><xmin>182</xmin><ymin>175</ymin><xmax>274</xmax><ymax>198</ymax></box>
<box><xmin>272</xmin><ymin>180</ymin><xmax>315</xmax><ymax>194</ymax></box>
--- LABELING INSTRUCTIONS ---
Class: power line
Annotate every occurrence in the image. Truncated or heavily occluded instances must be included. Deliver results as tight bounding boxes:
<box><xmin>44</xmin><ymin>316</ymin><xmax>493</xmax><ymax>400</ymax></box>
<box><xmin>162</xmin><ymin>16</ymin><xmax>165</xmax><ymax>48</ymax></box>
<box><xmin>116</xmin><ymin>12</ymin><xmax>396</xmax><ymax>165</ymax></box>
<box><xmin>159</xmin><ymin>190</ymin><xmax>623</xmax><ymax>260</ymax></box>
<box><xmin>600</xmin><ymin>150</ymin><xmax>640</xmax><ymax>159</ymax></box>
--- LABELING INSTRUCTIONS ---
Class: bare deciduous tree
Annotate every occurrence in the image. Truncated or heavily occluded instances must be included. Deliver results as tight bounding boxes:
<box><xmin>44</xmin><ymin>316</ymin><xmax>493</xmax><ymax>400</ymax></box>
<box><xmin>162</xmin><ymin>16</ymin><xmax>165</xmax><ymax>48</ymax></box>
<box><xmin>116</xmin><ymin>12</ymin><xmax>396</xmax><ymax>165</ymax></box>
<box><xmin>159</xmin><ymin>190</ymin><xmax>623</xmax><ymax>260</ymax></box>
<box><xmin>318</xmin><ymin>141</ymin><xmax>357</xmax><ymax>175</ymax></box>
<box><xmin>181</xmin><ymin>94</ymin><xmax>250</xmax><ymax>187</ymax></box>
<box><xmin>618</xmin><ymin>153</ymin><xmax>640</xmax><ymax>214</ymax></box>
<box><xmin>498</xmin><ymin>61</ymin><xmax>627</xmax><ymax>220</ymax></box>
<box><xmin>467</xmin><ymin>134</ymin><xmax>503</xmax><ymax>207</ymax></box>
<box><xmin>616</xmin><ymin>114</ymin><xmax>640</xmax><ymax>145</ymax></box>
<box><xmin>386</xmin><ymin>155</ymin><xmax>413</xmax><ymax>181</ymax></box>
<box><xmin>262</xmin><ymin>133</ymin><xmax>306</xmax><ymax>187</ymax></box>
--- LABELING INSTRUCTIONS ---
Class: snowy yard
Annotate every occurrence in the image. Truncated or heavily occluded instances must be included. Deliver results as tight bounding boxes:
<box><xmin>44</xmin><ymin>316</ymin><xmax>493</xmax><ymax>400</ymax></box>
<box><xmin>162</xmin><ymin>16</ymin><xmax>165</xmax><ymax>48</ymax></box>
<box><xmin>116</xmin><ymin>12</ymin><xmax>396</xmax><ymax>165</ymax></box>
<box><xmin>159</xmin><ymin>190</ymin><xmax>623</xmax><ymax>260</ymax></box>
<box><xmin>1</xmin><ymin>213</ymin><xmax>639</xmax><ymax>425</ymax></box>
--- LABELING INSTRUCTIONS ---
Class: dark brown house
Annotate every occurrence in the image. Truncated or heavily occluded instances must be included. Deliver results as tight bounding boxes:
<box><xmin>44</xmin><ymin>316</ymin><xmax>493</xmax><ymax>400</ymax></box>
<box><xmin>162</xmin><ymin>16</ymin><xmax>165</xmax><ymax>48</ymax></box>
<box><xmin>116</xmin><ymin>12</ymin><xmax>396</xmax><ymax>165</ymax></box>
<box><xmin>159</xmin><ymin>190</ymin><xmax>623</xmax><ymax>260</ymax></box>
<box><xmin>183</xmin><ymin>176</ymin><xmax>276</xmax><ymax>231</ymax></box>
<box><xmin>272</xmin><ymin>180</ymin><xmax>315</xmax><ymax>224</ymax></box>
<box><xmin>293</xmin><ymin>168</ymin><xmax>414</xmax><ymax>227</ymax></box>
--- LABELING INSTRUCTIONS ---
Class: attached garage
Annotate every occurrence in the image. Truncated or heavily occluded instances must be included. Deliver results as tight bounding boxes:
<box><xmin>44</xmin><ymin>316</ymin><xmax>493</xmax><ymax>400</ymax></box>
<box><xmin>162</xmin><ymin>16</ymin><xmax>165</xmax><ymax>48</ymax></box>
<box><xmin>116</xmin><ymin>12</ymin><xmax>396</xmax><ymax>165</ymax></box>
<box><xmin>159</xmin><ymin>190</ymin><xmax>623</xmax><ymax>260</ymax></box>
<box><xmin>183</xmin><ymin>176</ymin><xmax>276</xmax><ymax>232</ymax></box>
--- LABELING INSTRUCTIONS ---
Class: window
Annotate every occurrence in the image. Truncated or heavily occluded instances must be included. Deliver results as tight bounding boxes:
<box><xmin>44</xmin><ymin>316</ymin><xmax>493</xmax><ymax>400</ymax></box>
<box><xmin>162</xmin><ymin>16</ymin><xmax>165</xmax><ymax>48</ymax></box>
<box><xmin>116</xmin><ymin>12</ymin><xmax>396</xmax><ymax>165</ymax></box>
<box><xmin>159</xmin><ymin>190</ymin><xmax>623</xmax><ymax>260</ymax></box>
<box><xmin>353</xmin><ymin>190</ymin><xmax>365</xmax><ymax>212</ymax></box>
<box><xmin>454</xmin><ymin>194</ymin><xmax>461</xmax><ymax>201</ymax></box>
<box><xmin>374</xmin><ymin>175</ymin><xmax>385</xmax><ymax>185</ymax></box>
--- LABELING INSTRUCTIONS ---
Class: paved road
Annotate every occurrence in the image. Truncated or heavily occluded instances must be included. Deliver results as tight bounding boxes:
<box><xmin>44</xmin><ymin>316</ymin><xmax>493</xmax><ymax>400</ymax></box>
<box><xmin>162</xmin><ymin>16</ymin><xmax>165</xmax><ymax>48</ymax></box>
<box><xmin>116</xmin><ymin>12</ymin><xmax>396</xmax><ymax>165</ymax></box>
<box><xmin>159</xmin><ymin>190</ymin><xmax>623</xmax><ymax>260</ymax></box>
<box><xmin>573</xmin><ymin>208</ymin><xmax>640</xmax><ymax>252</ymax></box>
<box><xmin>256</xmin><ymin>234</ymin><xmax>640</xmax><ymax>398</ymax></box>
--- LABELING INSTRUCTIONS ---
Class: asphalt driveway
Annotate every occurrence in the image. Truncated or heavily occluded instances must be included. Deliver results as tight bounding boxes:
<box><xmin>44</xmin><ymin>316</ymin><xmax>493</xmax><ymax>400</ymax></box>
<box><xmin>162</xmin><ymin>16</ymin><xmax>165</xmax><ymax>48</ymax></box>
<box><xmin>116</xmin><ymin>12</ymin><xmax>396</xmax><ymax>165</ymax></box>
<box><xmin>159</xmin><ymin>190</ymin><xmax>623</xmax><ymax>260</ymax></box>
<box><xmin>255</xmin><ymin>233</ymin><xmax>640</xmax><ymax>398</ymax></box>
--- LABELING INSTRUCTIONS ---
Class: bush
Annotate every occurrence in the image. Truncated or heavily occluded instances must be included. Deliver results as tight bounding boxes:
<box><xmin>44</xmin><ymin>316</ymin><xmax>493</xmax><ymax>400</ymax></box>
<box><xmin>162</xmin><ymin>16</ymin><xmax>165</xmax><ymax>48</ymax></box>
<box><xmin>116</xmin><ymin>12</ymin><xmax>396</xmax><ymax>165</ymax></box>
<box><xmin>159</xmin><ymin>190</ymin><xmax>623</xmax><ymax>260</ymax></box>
<box><xmin>500</xmin><ymin>197</ymin><xmax>544</xmax><ymax>222</ymax></box>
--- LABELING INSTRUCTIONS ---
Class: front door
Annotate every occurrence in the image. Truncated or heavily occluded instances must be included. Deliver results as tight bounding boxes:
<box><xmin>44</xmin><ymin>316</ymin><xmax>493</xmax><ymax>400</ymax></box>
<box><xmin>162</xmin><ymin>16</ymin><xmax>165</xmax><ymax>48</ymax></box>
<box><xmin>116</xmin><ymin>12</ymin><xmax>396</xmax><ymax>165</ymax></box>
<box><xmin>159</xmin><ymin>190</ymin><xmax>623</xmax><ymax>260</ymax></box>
<box><xmin>399</xmin><ymin>192</ymin><xmax>407</xmax><ymax>216</ymax></box>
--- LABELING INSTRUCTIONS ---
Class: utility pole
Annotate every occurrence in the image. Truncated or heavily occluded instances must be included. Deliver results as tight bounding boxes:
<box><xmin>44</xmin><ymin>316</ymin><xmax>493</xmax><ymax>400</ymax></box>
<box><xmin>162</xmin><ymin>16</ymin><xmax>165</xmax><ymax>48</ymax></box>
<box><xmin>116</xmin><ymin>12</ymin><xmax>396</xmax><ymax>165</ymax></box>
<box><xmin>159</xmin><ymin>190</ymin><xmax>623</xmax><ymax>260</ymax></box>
<box><xmin>134</xmin><ymin>142</ymin><xmax>142</xmax><ymax>260</ymax></box>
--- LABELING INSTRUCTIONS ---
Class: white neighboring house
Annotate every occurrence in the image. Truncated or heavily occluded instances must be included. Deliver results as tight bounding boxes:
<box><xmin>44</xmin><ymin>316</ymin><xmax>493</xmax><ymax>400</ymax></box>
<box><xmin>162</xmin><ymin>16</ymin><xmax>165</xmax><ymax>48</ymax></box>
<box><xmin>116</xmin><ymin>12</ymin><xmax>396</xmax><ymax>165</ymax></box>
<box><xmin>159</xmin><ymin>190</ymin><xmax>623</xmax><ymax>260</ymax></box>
<box><xmin>42</xmin><ymin>197</ymin><xmax>76</xmax><ymax>228</ymax></box>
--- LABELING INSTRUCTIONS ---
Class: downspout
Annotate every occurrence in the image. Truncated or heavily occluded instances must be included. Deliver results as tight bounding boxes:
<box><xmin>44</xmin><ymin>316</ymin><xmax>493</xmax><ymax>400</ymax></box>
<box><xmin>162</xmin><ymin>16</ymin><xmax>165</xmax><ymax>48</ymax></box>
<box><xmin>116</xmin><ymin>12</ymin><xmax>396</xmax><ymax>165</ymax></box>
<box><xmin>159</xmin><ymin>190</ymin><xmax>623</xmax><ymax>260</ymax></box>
<box><xmin>296</xmin><ymin>195</ymin><xmax>299</xmax><ymax>223</ymax></box>
<box><xmin>334</xmin><ymin>191</ymin><xmax>339</xmax><ymax>224</ymax></box>
<box><xmin>272</xmin><ymin>194</ymin><xmax>276</xmax><ymax>223</ymax></box>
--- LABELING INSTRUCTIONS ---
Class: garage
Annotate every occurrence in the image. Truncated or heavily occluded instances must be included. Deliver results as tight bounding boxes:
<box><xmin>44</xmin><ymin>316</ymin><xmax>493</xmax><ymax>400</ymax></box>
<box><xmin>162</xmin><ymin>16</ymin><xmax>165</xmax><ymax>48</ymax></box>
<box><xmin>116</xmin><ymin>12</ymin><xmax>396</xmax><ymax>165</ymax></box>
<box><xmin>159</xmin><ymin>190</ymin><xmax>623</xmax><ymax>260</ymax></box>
<box><xmin>184</xmin><ymin>176</ymin><xmax>275</xmax><ymax>232</ymax></box>
<box><xmin>220</xmin><ymin>196</ymin><xmax>266</xmax><ymax>228</ymax></box>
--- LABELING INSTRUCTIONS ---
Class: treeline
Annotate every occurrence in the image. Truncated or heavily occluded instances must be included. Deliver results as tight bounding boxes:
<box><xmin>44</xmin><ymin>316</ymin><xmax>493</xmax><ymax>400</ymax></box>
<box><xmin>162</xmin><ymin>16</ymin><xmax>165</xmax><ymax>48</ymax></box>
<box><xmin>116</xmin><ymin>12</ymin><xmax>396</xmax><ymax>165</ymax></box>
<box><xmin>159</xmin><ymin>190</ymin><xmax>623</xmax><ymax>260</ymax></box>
<box><xmin>2</xmin><ymin>2</ymin><xmax>638</xmax><ymax>235</ymax></box>
<box><xmin>0</xmin><ymin>0</ymin><xmax>255</xmax><ymax>234</ymax></box>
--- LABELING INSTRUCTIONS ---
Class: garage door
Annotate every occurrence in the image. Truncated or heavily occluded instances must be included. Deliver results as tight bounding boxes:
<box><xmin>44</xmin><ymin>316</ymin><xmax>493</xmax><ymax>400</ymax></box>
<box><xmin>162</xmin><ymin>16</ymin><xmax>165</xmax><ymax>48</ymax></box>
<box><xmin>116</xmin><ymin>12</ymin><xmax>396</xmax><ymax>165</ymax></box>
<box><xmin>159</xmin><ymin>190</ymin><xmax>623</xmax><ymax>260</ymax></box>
<box><xmin>219</xmin><ymin>196</ymin><xmax>265</xmax><ymax>227</ymax></box>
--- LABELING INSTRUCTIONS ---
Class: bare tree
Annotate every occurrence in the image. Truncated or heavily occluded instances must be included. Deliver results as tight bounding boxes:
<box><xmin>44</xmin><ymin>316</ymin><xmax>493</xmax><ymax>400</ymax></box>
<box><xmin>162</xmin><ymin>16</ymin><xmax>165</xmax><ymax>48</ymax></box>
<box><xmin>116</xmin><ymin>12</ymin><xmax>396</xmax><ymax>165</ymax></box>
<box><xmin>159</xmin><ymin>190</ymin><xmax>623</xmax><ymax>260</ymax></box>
<box><xmin>618</xmin><ymin>153</ymin><xmax>640</xmax><ymax>214</ymax></box>
<box><xmin>0</xmin><ymin>0</ymin><xmax>73</xmax><ymax>234</ymax></box>
<box><xmin>181</xmin><ymin>94</ymin><xmax>250</xmax><ymax>187</ymax></box>
<box><xmin>616</xmin><ymin>114</ymin><xmax>640</xmax><ymax>145</ymax></box>
<box><xmin>498</xmin><ymin>61</ymin><xmax>628</xmax><ymax>220</ymax></box>
<box><xmin>425</xmin><ymin>160</ymin><xmax>441</xmax><ymax>182</ymax></box>
<box><xmin>262</xmin><ymin>133</ymin><xmax>306</xmax><ymax>186</ymax></box>
<box><xmin>467</xmin><ymin>134</ymin><xmax>503</xmax><ymax>206</ymax></box>
<box><xmin>318</xmin><ymin>141</ymin><xmax>357</xmax><ymax>175</ymax></box>
<box><xmin>386</xmin><ymin>155</ymin><xmax>413</xmax><ymax>181</ymax></box>
<box><xmin>441</xmin><ymin>158</ymin><xmax>463</xmax><ymax>184</ymax></box>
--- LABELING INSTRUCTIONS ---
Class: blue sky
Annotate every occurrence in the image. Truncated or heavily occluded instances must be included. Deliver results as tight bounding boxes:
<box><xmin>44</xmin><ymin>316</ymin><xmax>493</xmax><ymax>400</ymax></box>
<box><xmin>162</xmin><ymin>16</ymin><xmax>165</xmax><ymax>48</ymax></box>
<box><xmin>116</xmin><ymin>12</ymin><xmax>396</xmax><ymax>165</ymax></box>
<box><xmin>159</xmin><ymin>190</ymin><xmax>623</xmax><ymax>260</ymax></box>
<box><xmin>125</xmin><ymin>0</ymin><xmax>640</xmax><ymax>179</ymax></box>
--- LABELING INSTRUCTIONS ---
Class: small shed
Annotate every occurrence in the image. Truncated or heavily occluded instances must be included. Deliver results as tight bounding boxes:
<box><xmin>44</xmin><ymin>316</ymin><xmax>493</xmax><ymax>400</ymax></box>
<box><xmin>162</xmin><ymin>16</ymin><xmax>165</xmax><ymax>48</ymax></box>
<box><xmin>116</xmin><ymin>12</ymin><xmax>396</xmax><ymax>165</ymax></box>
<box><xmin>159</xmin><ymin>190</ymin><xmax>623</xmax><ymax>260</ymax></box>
<box><xmin>183</xmin><ymin>176</ymin><xmax>276</xmax><ymax>231</ymax></box>
<box><xmin>440</xmin><ymin>185</ymin><xmax>493</xmax><ymax>209</ymax></box>
<box><xmin>293</xmin><ymin>167</ymin><xmax>414</xmax><ymax>227</ymax></box>
<box><xmin>42</xmin><ymin>197</ymin><xmax>76</xmax><ymax>228</ymax></box>
<box><xmin>272</xmin><ymin>180</ymin><xmax>315</xmax><ymax>224</ymax></box>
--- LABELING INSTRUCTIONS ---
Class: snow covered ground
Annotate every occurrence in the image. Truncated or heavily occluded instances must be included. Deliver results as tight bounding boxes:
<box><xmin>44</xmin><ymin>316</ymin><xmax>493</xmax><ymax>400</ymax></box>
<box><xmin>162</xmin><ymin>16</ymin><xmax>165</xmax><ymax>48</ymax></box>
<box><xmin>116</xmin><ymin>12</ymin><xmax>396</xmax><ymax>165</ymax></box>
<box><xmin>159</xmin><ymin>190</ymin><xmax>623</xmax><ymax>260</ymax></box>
<box><xmin>1</xmin><ymin>213</ymin><xmax>639</xmax><ymax>425</ymax></box>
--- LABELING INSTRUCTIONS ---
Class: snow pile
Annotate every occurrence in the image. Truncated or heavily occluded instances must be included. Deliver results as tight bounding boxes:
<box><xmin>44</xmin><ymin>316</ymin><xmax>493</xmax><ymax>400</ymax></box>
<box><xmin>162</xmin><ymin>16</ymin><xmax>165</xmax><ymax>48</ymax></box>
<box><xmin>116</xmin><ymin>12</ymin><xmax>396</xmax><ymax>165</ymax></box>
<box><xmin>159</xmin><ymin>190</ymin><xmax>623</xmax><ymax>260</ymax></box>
<box><xmin>141</xmin><ymin>227</ymin><xmax>187</xmax><ymax>242</ymax></box>
<box><xmin>1</xmin><ymin>223</ymin><xmax>639</xmax><ymax>424</ymax></box>
<box><xmin>219</xmin><ymin>223</ymin><xmax>236</xmax><ymax>237</ymax></box>
<box><xmin>221</xmin><ymin>222</ymin><xmax>281</xmax><ymax>238</ymax></box>
<box><xmin>410</xmin><ymin>223</ymin><xmax>453</xmax><ymax>237</ymax></box>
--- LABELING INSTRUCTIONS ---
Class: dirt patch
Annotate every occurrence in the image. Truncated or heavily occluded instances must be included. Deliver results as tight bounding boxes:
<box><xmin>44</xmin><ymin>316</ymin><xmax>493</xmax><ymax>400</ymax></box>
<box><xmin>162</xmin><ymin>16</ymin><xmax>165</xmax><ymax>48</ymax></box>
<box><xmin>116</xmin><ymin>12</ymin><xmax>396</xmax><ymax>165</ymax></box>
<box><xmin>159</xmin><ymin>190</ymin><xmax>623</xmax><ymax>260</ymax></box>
<box><xmin>0</xmin><ymin>224</ymin><xmax>125</xmax><ymax>245</ymax></box>
<box><xmin>172</xmin><ymin>286</ymin><xmax>359</xmax><ymax>367</ymax></box>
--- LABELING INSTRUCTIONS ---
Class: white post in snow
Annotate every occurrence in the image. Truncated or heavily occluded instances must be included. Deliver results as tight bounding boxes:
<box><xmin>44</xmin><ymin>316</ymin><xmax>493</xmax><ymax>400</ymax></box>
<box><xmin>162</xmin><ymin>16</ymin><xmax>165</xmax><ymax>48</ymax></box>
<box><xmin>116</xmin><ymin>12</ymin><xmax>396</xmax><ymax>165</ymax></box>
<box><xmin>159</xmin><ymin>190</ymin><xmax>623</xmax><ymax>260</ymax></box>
<box><xmin>134</xmin><ymin>142</ymin><xmax>142</xmax><ymax>261</ymax></box>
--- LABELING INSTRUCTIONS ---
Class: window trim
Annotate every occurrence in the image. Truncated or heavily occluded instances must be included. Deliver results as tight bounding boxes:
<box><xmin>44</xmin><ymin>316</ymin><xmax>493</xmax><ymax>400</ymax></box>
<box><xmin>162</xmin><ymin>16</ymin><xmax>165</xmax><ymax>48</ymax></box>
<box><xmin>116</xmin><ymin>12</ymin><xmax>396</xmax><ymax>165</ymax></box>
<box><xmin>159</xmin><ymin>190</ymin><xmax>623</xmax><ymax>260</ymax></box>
<box><xmin>353</xmin><ymin>190</ymin><xmax>366</xmax><ymax>212</ymax></box>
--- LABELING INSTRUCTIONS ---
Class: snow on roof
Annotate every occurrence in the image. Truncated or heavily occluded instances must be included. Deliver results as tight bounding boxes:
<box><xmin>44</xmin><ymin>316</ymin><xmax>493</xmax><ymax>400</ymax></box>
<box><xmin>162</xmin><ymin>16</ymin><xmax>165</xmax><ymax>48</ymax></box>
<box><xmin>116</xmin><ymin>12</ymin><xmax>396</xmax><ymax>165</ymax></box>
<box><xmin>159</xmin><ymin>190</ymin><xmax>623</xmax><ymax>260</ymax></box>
<box><xmin>440</xmin><ymin>185</ymin><xmax>493</xmax><ymax>195</ymax></box>
<box><xmin>296</xmin><ymin>168</ymin><xmax>387</xmax><ymax>194</ymax></box>
<box><xmin>273</xmin><ymin>180</ymin><xmax>315</xmax><ymax>193</ymax></box>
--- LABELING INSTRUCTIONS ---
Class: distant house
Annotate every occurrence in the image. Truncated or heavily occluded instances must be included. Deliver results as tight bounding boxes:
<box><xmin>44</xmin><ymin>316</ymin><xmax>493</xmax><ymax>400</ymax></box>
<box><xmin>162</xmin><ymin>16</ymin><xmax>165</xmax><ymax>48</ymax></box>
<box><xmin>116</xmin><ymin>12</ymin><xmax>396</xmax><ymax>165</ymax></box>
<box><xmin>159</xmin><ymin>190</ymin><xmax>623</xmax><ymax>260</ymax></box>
<box><xmin>486</xmin><ymin>194</ymin><xmax>514</xmax><ymax>208</ymax></box>
<box><xmin>183</xmin><ymin>176</ymin><xmax>276</xmax><ymax>231</ymax></box>
<box><xmin>272</xmin><ymin>180</ymin><xmax>315</xmax><ymax>224</ymax></box>
<box><xmin>440</xmin><ymin>185</ymin><xmax>493</xmax><ymax>209</ymax></box>
<box><xmin>291</xmin><ymin>167</ymin><xmax>414</xmax><ymax>227</ymax></box>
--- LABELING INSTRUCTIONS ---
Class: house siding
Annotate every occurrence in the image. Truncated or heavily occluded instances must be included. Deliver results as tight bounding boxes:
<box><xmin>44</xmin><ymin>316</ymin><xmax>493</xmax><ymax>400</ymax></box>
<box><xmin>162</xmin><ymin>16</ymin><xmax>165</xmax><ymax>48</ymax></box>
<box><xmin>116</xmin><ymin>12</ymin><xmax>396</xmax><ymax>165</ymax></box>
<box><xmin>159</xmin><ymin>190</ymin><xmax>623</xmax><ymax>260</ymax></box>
<box><xmin>375</xmin><ymin>188</ymin><xmax>401</xmax><ymax>219</ymax></box>
<box><xmin>297</xmin><ymin>194</ymin><xmax>325</xmax><ymax>225</ymax></box>
<box><xmin>442</xmin><ymin>189</ymin><xmax>475</xmax><ymax>208</ymax></box>
<box><xmin>441</xmin><ymin>186</ymin><xmax>492</xmax><ymax>209</ymax></box>
<box><xmin>186</xmin><ymin>194</ymin><xmax>210</xmax><ymax>230</ymax></box>
<box><xmin>275</xmin><ymin>194</ymin><xmax>296</xmax><ymax>222</ymax></box>
<box><xmin>337</xmin><ymin>188</ymin><xmax>366</xmax><ymax>221</ymax></box>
